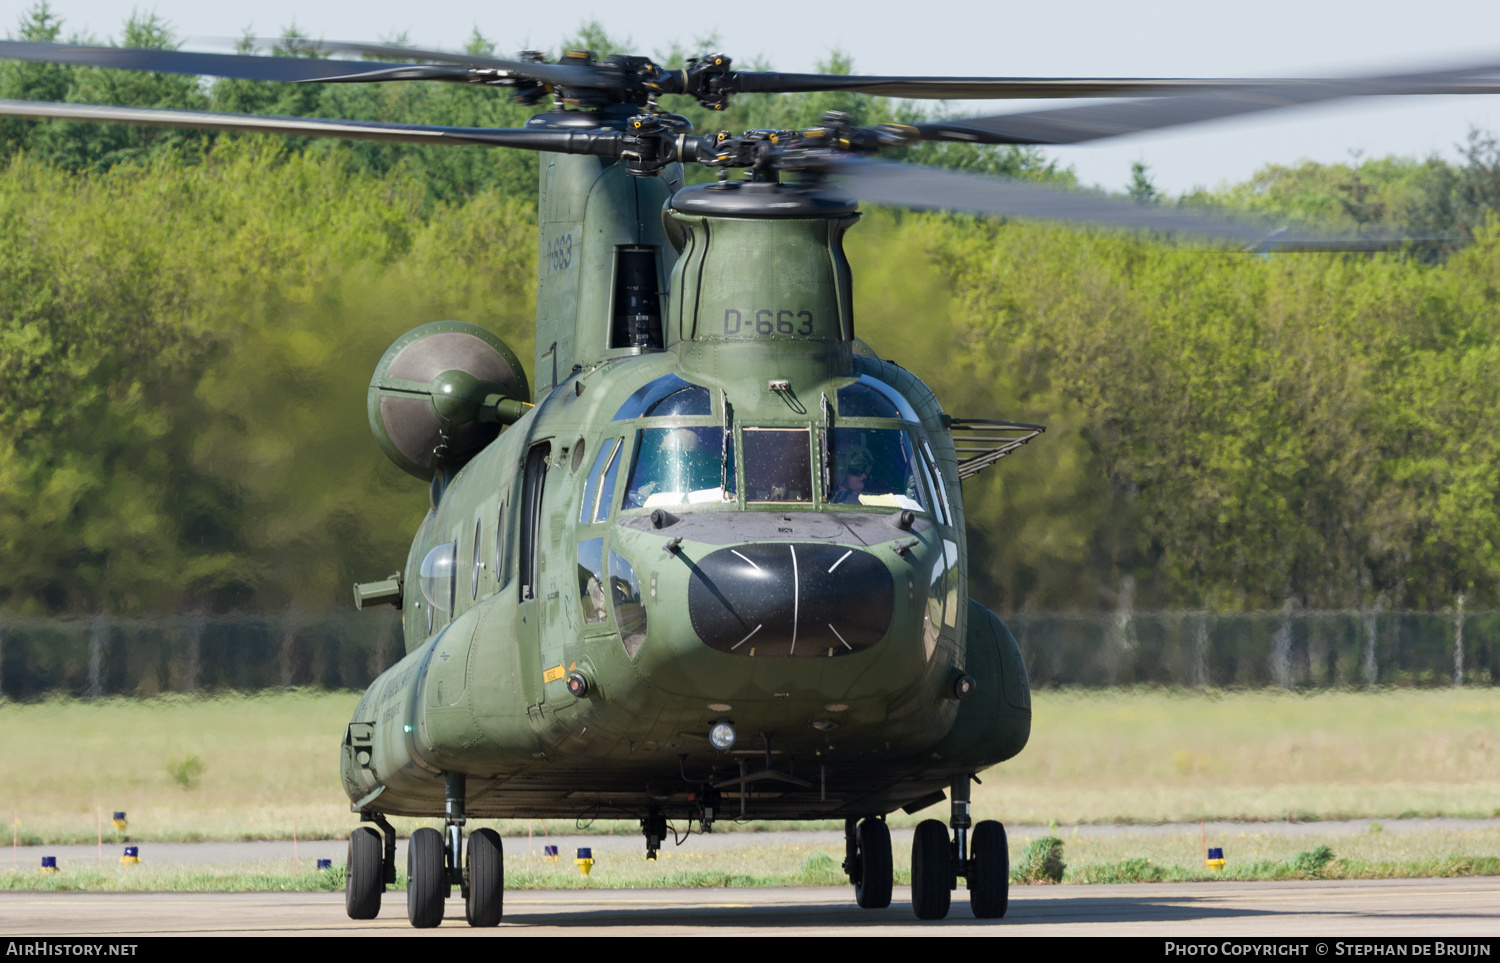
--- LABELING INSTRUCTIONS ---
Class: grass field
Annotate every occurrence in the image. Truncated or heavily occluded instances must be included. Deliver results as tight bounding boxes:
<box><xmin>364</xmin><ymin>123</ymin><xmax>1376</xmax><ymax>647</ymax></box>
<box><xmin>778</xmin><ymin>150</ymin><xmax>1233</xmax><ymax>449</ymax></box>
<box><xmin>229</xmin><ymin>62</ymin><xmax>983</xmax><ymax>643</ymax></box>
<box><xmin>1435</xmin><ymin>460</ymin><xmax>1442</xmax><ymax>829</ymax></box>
<box><xmin>3</xmin><ymin>688</ymin><xmax>1499</xmax><ymax>845</ymax></box>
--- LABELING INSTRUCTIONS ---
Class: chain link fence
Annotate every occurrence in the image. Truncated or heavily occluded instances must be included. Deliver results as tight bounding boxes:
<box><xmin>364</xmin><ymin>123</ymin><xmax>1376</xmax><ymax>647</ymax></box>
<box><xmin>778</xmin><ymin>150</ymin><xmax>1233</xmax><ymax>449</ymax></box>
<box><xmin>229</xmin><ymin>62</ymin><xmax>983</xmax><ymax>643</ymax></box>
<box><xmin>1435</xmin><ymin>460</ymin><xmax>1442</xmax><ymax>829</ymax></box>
<box><xmin>0</xmin><ymin>608</ymin><xmax>1490</xmax><ymax>698</ymax></box>
<box><xmin>0</xmin><ymin>610</ymin><xmax>403</xmax><ymax>700</ymax></box>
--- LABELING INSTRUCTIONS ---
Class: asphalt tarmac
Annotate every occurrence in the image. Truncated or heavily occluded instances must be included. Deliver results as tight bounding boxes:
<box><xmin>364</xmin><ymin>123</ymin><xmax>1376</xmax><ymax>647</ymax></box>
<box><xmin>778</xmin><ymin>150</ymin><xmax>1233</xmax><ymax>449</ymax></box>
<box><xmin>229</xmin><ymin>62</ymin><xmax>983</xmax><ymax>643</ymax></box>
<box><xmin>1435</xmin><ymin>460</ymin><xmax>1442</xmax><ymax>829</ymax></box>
<box><xmin>5</xmin><ymin>878</ymin><xmax>1500</xmax><ymax>936</ymax></box>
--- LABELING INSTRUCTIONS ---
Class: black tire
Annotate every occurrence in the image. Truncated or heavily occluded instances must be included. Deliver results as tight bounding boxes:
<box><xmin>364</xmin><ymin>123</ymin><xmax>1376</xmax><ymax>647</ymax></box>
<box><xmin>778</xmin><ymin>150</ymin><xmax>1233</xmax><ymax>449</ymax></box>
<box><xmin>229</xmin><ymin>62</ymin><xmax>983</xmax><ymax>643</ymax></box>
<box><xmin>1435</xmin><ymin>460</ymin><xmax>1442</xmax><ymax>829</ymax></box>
<box><xmin>406</xmin><ymin>827</ymin><xmax>446</xmax><ymax>928</ymax></box>
<box><xmin>854</xmin><ymin>818</ymin><xmax>892</xmax><ymax>909</ymax></box>
<box><xmin>465</xmin><ymin>828</ymin><xmax>504</xmax><ymax>927</ymax></box>
<box><xmin>911</xmin><ymin>819</ymin><xmax>952</xmax><ymax>920</ymax></box>
<box><xmin>345</xmin><ymin>827</ymin><xmax>383</xmax><ymax>920</ymax></box>
<box><xmin>968</xmin><ymin>820</ymin><xmax>1009</xmax><ymax>919</ymax></box>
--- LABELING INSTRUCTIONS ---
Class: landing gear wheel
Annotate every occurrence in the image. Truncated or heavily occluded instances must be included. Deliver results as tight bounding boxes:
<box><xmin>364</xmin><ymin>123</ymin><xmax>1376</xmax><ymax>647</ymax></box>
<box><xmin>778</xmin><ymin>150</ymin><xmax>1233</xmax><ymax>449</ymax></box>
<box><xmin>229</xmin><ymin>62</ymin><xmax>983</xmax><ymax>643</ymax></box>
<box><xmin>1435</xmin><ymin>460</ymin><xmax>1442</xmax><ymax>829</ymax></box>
<box><xmin>406</xmin><ymin>826</ymin><xmax>447</xmax><ymax>928</ymax></box>
<box><xmin>345</xmin><ymin>827</ymin><xmax>383</xmax><ymax>920</ymax></box>
<box><xmin>854</xmin><ymin>817</ymin><xmax>892</xmax><ymax>909</ymax></box>
<box><xmin>968</xmin><ymin>820</ymin><xmax>1009</xmax><ymax>919</ymax></box>
<box><xmin>465</xmin><ymin>828</ymin><xmax>504</xmax><ymax>927</ymax></box>
<box><xmin>911</xmin><ymin>818</ymin><xmax>952</xmax><ymax>920</ymax></box>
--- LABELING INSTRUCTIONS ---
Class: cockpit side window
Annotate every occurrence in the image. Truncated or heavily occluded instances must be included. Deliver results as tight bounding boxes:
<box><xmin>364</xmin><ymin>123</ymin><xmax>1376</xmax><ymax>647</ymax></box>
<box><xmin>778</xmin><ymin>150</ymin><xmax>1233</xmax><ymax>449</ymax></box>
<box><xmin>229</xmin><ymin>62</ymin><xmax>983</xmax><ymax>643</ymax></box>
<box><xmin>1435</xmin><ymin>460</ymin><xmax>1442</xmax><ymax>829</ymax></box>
<box><xmin>579</xmin><ymin>438</ymin><xmax>622</xmax><ymax>524</ymax></box>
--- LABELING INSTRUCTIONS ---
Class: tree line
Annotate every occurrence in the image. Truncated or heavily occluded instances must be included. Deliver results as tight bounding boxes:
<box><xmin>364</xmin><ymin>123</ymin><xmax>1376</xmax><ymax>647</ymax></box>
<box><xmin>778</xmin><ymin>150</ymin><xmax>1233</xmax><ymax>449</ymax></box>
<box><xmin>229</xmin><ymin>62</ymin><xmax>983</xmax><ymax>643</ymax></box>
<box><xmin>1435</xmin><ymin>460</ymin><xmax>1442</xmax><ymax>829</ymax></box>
<box><xmin>3</xmin><ymin>6</ymin><xmax>1500</xmax><ymax>617</ymax></box>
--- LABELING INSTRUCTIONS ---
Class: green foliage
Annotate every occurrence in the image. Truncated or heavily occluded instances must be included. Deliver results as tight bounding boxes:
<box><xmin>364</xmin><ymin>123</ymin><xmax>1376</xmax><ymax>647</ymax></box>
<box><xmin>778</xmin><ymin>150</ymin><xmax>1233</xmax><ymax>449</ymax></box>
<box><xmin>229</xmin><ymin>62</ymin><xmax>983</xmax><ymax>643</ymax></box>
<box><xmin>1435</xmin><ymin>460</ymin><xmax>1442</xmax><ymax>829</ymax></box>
<box><xmin>1289</xmin><ymin>844</ymin><xmax>1336</xmax><ymax>876</ymax></box>
<box><xmin>1072</xmin><ymin>858</ymin><xmax>1164</xmax><ymax>884</ymax></box>
<box><xmin>165</xmin><ymin>753</ymin><xmax>205</xmax><ymax>789</ymax></box>
<box><xmin>1013</xmin><ymin>836</ymin><xmax>1066</xmax><ymax>883</ymax></box>
<box><xmin>10</xmin><ymin>8</ymin><xmax>1500</xmax><ymax>616</ymax></box>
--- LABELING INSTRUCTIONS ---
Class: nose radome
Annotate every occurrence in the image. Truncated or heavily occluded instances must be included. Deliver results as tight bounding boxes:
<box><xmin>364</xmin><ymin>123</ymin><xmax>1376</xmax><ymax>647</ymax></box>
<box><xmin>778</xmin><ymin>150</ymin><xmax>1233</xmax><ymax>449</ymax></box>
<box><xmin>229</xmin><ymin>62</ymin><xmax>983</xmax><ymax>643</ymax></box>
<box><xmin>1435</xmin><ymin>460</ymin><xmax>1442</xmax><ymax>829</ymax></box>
<box><xmin>686</xmin><ymin>543</ymin><xmax>894</xmax><ymax>658</ymax></box>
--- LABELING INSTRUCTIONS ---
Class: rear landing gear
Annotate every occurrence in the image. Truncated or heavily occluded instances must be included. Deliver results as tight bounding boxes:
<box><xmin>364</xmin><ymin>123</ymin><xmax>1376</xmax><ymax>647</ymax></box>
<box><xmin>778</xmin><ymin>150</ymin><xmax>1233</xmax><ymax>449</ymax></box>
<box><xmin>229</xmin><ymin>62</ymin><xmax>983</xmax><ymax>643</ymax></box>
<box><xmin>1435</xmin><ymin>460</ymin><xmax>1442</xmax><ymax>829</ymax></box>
<box><xmin>845</xmin><ymin>817</ymin><xmax>893</xmax><ymax>909</ymax></box>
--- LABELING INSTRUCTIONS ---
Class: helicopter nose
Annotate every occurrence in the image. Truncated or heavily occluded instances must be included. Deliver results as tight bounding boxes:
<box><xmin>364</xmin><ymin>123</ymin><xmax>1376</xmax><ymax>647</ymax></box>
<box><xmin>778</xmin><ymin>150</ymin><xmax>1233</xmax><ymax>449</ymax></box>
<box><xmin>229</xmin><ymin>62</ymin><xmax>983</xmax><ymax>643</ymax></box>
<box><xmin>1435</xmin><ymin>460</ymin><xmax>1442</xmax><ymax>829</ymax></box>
<box><xmin>686</xmin><ymin>543</ymin><xmax>894</xmax><ymax>658</ymax></box>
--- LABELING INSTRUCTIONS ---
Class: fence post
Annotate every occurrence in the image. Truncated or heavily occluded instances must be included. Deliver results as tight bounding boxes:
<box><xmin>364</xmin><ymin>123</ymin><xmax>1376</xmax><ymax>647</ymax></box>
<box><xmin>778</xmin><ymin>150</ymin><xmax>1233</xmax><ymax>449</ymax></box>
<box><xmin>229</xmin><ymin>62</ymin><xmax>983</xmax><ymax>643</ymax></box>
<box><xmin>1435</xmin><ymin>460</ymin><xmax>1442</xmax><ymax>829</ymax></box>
<box><xmin>1191</xmin><ymin>610</ymin><xmax>1209</xmax><ymax>688</ymax></box>
<box><xmin>1106</xmin><ymin>575</ymin><xmax>1136</xmax><ymax>685</ymax></box>
<box><xmin>87</xmin><ymin>614</ymin><xmax>108</xmax><ymax>700</ymax></box>
<box><xmin>1362</xmin><ymin>600</ymin><xmax>1381</xmax><ymax>688</ymax></box>
<box><xmin>1454</xmin><ymin>594</ymin><xmax>1466</xmax><ymax>688</ymax></box>
<box><xmin>1270</xmin><ymin>598</ymin><xmax>1295</xmax><ymax>688</ymax></box>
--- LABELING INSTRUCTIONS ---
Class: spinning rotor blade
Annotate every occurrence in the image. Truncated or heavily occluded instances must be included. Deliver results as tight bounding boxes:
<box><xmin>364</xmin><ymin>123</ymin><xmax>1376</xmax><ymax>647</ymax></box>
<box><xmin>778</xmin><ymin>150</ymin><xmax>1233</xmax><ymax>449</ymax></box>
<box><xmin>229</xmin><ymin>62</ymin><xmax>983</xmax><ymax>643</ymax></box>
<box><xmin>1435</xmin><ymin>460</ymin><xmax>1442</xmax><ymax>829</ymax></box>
<box><xmin>915</xmin><ymin>62</ymin><xmax>1500</xmax><ymax>146</ymax></box>
<box><xmin>730</xmin><ymin>73</ymin><xmax>1269</xmax><ymax>100</ymax></box>
<box><xmin>0</xmin><ymin>99</ymin><xmax>622</xmax><ymax>153</ymax></box>
<box><xmin>0</xmin><ymin>39</ymin><xmax>421</xmax><ymax>84</ymax></box>
<box><xmin>225</xmin><ymin>38</ymin><xmax>605</xmax><ymax>88</ymax></box>
<box><xmin>832</xmin><ymin>157</ymin><xmax>1415</xmax><ymax>249</ymax></box>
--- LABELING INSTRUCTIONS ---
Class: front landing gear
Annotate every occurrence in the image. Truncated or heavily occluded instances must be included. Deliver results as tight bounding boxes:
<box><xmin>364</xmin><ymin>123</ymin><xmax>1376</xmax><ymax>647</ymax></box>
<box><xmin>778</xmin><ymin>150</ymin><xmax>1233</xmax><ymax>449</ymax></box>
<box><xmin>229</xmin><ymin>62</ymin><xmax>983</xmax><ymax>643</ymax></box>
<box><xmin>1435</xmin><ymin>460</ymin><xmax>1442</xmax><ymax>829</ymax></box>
<box><xmin>910</xmin><ymin>775</ymin><xmax>1010</xmax><ymax>921</ymax></box>
<box><xmin>845</xmin><ymin>817</ymin><xmax>893</xmax><ymax>909</ymax></box>
<box><xmin>465</xmin><ymin>828</ymin><xmax>504</xmax><ymax>927</ymax></box>
<box><xmin>346</xmin><ymin>813</ymin><xmax>397</xmax><ymax>921</ymax></box>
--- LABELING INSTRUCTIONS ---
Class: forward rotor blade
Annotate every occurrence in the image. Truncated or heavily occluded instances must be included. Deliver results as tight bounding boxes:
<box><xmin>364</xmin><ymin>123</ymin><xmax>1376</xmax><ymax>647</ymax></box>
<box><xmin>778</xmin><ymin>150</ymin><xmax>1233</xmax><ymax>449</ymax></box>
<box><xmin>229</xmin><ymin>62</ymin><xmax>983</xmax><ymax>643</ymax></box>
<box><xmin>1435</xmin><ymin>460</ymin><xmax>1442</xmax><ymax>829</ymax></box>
<box><xmin>731</xmin><ymin>73</ymin><xmax>1273</xmax><ymax>100</ymax></box>
<box><xmin>0</xmin><ymin>39</ymin><xmax>416</xmax><ymax>83</ymax></box>
<box><xmin>227</xmin><ymin>38</ymin><xmax>607</xmax><ymax>88</ymax></box>
<box><xmin>915</xmin><ymin>62</ymin><xmax>1500</xmax><ymax>146</ymax></box>
<box><xmin>0</xmin><ymin>99</ymin><xmax>623</xmax><ymax>154</ymax></box>
<box><xmin>832</xmin><ymin>157</ymin><xmax>1414</xmax><ymax>249</ymax></box>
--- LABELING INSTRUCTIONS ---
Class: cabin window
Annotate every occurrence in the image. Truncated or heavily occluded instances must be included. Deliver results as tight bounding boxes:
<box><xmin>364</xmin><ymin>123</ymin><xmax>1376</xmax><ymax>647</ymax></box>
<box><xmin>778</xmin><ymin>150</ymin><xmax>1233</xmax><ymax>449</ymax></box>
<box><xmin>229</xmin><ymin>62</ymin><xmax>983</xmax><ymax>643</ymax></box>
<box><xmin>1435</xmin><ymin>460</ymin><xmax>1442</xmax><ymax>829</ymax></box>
<box><xmin>743</xmin><ymin>427</ymin><xmax>813</xmax><ymax>504</ymax></box>
<box><xmin>471</xmin><ymin>518</ymin><xmax>483</xmax><ymax>601</ymax></box>
<box><xmin>495</xmin><ymin>497</ymin><xmax>507</xmax><ymax>588</ymax></box>
<box><xmin>420</xmin><ymin>541</ymin><xmax>457</xmax><ymax>613</ymax></box>
<box><xmin>577</xmin><ymin>538</ymin><xmax>608</xmax><ymax>624</ymax></box>
<box><xmin>623</xmin><ymin>427</ymin><xmax>733</xmax><ymax>509</ymax></box>
<box><xmin>827</xmin><ymin>428</ymin><xmax>928</xmax><ymax>512</ymax></box>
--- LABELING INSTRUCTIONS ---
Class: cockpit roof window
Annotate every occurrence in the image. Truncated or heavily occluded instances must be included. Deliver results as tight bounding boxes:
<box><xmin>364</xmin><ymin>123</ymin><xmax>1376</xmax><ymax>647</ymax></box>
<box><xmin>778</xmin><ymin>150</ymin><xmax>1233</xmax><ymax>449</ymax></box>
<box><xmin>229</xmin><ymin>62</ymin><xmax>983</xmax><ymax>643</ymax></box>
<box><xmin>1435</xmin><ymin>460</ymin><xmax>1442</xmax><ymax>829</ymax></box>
<box><xmin>612</xmin><ymin>373</ymin><xmax>712</xmax><ymax>421</ymax></box>
<box><xmin>837</xmin><ymin>375</ymin><xmax>922</xmax><ymax>422</ymax></box>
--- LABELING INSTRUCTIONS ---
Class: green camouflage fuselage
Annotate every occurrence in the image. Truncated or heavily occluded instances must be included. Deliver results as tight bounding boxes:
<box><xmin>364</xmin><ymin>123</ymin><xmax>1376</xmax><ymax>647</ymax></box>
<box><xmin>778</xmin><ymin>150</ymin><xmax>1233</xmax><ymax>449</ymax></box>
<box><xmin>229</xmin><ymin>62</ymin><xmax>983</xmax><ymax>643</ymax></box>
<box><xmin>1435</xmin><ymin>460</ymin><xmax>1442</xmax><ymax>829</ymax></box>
<box><xmin>342</xmin><ymin>154</ymin><xmax>1031</xmax><ymax>821</ymax></box>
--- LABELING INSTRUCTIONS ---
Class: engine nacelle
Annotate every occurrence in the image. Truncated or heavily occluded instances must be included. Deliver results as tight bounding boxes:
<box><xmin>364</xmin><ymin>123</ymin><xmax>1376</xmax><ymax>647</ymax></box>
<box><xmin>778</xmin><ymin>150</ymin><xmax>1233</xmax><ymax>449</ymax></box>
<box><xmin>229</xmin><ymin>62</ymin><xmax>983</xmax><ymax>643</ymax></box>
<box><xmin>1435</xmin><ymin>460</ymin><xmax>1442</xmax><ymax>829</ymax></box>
<box><xmin>367</xmin><ymin>321</ymin><xmax>530</xmax><ymax>481</ymax></box>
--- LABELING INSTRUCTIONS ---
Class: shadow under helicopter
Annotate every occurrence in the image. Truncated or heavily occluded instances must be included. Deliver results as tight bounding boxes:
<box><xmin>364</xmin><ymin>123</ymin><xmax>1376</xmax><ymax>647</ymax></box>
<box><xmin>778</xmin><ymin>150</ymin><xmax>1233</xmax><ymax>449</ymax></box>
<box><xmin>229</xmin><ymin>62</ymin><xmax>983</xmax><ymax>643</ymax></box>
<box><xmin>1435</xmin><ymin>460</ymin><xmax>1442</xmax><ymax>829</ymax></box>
<box><xmin>431</xmin><ymin>888</ymin><xmax>1288</xmax><ymax>929</ymax></box>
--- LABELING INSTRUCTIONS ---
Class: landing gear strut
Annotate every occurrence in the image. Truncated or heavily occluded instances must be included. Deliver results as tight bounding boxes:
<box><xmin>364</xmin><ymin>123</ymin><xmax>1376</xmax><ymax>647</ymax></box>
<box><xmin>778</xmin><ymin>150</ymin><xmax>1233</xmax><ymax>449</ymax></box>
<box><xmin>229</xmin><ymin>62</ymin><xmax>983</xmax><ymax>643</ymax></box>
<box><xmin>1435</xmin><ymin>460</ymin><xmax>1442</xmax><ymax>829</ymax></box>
<box><xmin>910</xmin><ymin>775</ymin><xmax>1009</xmax><ymax>921</ymax></box>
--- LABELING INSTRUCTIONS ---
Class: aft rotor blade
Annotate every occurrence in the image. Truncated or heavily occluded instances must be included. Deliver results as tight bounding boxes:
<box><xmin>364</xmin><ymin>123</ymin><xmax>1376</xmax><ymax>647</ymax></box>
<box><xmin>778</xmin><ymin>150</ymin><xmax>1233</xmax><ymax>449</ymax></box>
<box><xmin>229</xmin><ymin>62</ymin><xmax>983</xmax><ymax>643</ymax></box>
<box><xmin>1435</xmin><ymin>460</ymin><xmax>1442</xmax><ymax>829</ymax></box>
<box><xmin>0</xmin><ymin>39</ymin><xmax>419</xmax><ymax>83</ymax></box>
<box><xmin>0</xmin><ymin>99</ymin><xmax>623</xmax><ymax>154</ymax></box>
<box><xmin>914</xmin><ymin>62</ymin><xmax>1500</xmax><ymax>145</ymax></box>
<box><xmin>832</xmin><ymin>157</ymin><xmax>1415</xmax><ymax>249</ymax></box>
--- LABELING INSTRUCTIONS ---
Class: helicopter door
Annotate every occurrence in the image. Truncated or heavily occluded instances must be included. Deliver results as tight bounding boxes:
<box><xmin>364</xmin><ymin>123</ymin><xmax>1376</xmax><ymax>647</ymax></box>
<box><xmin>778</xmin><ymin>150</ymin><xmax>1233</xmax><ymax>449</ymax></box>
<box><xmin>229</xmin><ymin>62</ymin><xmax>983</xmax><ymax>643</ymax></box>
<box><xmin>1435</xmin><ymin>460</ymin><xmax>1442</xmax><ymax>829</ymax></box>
<box><xmin>517</xmin><ymin>442</ymin><xmax>550</xmax><ymax>708</ymax></box>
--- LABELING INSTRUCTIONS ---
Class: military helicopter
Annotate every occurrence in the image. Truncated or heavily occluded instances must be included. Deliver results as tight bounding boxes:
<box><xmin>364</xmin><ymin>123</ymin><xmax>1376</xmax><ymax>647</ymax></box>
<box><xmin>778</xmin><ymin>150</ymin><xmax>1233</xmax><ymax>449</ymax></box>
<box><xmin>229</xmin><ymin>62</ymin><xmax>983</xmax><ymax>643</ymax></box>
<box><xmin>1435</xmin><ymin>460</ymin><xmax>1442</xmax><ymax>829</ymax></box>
<box><xmin>3</xmin><ymin>34</ymin><xmax>1500</xmax><ymax>927</ymax></box>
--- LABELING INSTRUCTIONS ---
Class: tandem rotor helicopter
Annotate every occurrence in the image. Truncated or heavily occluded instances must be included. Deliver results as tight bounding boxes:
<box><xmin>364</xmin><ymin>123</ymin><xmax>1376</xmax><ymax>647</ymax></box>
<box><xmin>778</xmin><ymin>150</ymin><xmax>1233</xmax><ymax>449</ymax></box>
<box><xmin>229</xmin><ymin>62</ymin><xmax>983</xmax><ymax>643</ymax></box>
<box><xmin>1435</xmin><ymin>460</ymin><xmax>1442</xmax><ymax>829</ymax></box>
<box><xmin>3</xmin><ymin>31</ymin><xmax>1500</xmax><ymax>926</ymax></box>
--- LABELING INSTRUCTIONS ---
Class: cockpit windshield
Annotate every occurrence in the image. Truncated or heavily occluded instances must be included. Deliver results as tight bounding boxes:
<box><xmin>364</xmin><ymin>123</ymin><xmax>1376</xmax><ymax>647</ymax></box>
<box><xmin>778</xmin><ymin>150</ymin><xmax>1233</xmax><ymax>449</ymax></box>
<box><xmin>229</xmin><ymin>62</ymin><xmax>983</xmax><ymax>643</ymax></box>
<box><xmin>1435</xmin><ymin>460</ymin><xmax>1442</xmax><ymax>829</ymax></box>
<box><xmin>623</xmin><ymin>426</ymin><xmax>734</xmax><ymax>509</ymax></box>
<box><xmin>828</xmin><ymin>427</ymin><xmax>928</xmax><ymax>512</ymax></box>
<box><xmin>743</xmin><ymin>427</ymin><xmax>813</xmax><ymax>503</ymax></box>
